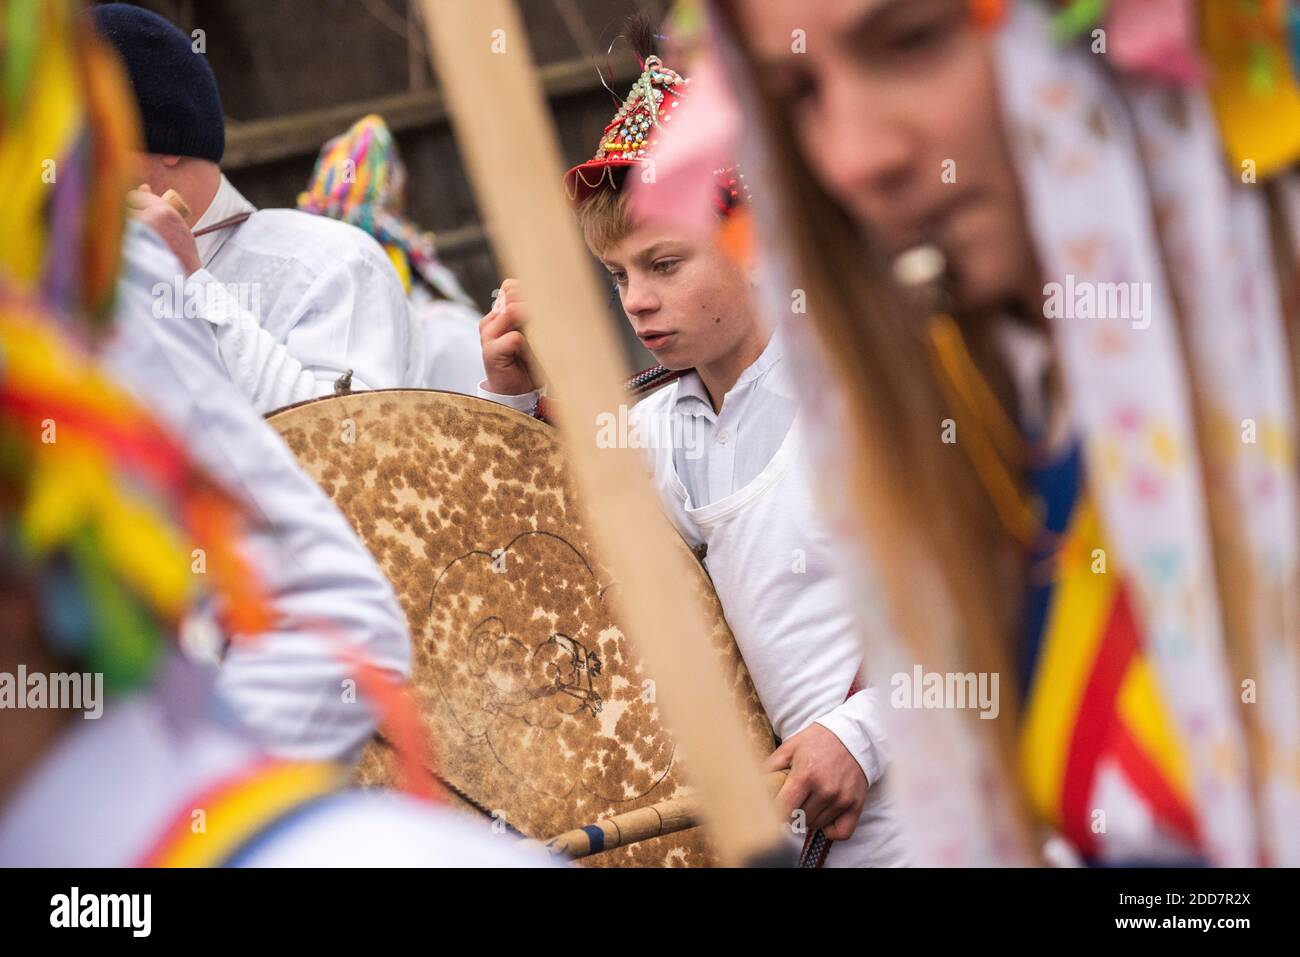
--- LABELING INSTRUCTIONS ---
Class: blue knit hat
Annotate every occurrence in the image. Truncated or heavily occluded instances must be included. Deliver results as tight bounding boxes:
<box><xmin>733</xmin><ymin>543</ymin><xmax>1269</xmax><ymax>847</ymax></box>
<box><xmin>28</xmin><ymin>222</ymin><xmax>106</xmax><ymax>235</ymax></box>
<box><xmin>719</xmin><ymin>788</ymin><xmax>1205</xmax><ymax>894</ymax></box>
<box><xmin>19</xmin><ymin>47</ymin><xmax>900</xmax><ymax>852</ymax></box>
<box><xmin>90</xmin><ymin>3</ymin><xmax>225</xmax><ymax>163</ymax></box>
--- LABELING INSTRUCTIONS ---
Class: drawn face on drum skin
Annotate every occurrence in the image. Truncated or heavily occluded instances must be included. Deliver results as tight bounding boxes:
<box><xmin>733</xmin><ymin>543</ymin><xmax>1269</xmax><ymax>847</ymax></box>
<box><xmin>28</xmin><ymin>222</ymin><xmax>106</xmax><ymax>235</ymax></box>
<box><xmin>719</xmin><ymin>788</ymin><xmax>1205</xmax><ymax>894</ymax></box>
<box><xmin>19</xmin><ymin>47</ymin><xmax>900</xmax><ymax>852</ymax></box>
<box><xmin>735</xmin><ymin>0</ymin><xmax>1039</xmax><ymax>313</ymax></box>
<box><xmin>598</xmin><ymin>223</ymin><xmax>762</xmax><ymax>387</ymax></box>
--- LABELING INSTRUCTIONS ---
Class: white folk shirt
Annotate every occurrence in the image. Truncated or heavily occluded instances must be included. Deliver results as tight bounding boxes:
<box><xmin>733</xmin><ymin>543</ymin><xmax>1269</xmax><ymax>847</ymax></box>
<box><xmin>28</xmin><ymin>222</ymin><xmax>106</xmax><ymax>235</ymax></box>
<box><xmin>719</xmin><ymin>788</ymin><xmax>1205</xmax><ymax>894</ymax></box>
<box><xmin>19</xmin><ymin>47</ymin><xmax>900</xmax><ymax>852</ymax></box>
<box><xmin>480</xmin><ymin>328</ymin><xmax>906</xmax><ymax>866</ymax></box>
<box><xmin>188</xmin><ymin>175</ymin><xmax>411</xmax><ymax>413</ymax></box>
<box><xmin>101</xmin><ymin>222</ymin><xmax>412</xmax><ymax>763</ymax></box>
<box><xmin>407</xmin><ymin>283</ymin><xmax>487</xmax><ymax>395</ymax></box>
<box><xmin>0</xmin><ymin>656</ymin><xmax>546</xmax><ymax>867</ymax></box>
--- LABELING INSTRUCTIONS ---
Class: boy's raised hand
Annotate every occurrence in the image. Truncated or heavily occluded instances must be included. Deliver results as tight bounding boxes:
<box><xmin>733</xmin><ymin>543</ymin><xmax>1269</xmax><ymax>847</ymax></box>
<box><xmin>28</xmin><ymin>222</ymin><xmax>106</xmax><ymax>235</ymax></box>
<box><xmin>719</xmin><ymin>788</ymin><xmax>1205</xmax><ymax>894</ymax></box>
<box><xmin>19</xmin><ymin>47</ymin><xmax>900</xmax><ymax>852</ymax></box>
<box><xmin>480</xmin><ymin>277</ymin><xmax>542</xmax><ymax>396</ymax></box>
<box><xmin>127</xmin><ymin>184</ymin><xmax>201</xmax><ymax>276</ymax></box>
<box><xmin>765</xmin><ymin>723</ymin><xmax>869</xmax><ymax>843</ymax></box>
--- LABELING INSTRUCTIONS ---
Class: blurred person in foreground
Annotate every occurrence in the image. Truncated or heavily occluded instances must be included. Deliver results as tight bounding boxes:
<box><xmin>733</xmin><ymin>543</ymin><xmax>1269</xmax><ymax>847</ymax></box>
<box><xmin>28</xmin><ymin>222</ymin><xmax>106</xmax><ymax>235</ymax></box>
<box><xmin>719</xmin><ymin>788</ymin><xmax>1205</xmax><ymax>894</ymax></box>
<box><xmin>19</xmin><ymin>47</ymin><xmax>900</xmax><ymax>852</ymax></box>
<box><xmin>692</xmin><ymin>0</ymin><xmax>1300</xmax><ymax>865</ymax></box>
<box><xmin>0</xmin><ymin>0</ymin><xmax>540</xmax><ymax>867</ymax></box>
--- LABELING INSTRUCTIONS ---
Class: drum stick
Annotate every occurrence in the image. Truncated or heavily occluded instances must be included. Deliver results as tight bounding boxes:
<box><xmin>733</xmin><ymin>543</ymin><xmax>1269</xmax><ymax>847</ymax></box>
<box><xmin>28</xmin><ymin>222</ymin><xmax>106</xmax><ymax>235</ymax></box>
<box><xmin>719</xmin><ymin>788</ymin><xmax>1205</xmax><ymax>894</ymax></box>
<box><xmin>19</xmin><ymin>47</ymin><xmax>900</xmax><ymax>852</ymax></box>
<box><xmin>523</xmin><ymin>771</ymin><xmax>790</xmax><ymax>861</ymax></box>
<box><xmin>416</xmin><ymin>0</ymin><xmax>791</xmax><ymax>867</ymax></box>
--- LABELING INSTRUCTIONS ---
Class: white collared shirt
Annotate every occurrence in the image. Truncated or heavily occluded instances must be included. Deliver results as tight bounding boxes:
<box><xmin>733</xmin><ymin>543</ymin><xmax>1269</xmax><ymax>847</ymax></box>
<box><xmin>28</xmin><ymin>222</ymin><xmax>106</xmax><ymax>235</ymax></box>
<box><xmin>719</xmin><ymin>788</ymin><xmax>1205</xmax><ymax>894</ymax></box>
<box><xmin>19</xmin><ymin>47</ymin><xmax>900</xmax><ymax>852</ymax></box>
<box><xmin>661</xmin><ymin>329</ymin><xmax>799</xmax><ymax>508</ymax></box>
<box><xmin>185</xmin><ymin>175</ymin><xmax>412</xmax><ymax>413</ymax></box>
<box><xmin>407</xmin><ymin>282</ymin><xmax>487</xmax><ymax>395</ymax></box>
<box><xmin>192</xmin><ymin>172</ymin><xmax>256</xmax><ymax>265</ymax></box>
<box><xmin>479</xmin><ymin>326</ymin><xmax>904</xmax><ymax>866</ymax></box>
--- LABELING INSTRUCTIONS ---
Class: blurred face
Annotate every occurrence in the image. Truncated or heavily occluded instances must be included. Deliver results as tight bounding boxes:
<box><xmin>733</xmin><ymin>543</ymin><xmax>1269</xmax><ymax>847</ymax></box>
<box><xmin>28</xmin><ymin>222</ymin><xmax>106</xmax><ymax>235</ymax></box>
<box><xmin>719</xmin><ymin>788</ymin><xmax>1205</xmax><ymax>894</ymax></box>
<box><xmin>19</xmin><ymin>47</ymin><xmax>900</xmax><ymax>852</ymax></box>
<box><xmin>597</xmin><ymin>223</ymin><xmax>759</xmax><ymax>373</ymax></box>
<box><xmin>737</xmin><ymin>0</ymin><xmax>1038</xmax><ymax>312</ymax></box>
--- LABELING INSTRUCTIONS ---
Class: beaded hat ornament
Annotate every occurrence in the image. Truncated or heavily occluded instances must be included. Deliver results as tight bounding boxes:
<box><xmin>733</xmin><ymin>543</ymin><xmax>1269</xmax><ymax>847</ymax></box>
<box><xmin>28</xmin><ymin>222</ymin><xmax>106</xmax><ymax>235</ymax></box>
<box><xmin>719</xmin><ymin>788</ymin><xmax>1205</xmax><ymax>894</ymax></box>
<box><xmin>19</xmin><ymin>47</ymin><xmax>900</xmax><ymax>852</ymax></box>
<box><xmin>563</xmin><ymin>51</ymin><xmax>745</xmax><ymax>217</ymax></box>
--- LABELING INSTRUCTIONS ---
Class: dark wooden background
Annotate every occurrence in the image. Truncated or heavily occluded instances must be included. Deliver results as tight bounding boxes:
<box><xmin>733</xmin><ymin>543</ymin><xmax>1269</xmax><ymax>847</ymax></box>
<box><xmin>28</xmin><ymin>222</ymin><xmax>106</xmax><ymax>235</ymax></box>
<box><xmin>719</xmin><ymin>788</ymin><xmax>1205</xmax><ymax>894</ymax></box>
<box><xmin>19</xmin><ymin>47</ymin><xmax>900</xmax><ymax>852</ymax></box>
<box><xmin>100</xmin><ymin>0</ymin><xmax>670</xmax><ymax>369</ymax></box>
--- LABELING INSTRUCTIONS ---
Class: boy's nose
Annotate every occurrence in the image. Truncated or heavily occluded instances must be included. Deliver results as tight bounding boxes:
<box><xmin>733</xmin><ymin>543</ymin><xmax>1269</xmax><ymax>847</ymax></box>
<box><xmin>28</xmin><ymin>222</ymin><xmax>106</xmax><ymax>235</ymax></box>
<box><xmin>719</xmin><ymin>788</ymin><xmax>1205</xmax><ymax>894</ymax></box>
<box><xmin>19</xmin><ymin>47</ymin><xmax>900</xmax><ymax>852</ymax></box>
<box><xmin>621</xmin><ymin>278</ymin><xmax>659</xmax><ymax>317</ymax></box>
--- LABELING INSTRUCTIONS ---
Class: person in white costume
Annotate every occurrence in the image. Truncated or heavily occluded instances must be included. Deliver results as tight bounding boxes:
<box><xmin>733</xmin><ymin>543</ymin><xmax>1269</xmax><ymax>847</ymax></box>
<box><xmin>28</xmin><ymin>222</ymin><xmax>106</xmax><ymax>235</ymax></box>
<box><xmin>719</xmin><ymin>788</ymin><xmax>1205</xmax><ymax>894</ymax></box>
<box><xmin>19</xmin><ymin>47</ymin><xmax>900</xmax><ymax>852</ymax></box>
<box><xmin>297</xmin><ymin>114</ymin><xmax>488</xmax><ymax>397</ymax></box>
<box><xmin>0</xmin><ymin>0</ymin><xmax>541</xmax><ymax>872</ymax></box>
<box><xmin>0</xmin><ymin>653</ymin><xmax>545</xmax><ymax>868</ymax></box>
<box><xmin>476</xmin><ymin>48</ymin><xmax>907</xmax><ymax>867</ymax></box>
<box><xmin>92</xmin><ymin>4</ymin><xmax>412</xmax><ymax>414</ymax></box>
<box><xmin>102</xmin><ymin>222</ymin><xmax>412</xmax><ymax>764</ymax></box>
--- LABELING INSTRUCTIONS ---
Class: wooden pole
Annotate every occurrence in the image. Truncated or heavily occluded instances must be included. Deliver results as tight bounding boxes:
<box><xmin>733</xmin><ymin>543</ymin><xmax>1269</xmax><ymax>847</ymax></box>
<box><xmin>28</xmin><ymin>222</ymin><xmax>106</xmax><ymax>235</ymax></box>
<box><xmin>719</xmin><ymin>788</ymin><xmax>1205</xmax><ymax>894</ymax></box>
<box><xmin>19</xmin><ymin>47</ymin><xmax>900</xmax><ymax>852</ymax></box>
<box><xmin>416</xmin><ymin>0</ymin><xmax>790</xmax><ymax>867</ymax></box>
<box><xmin>221</xmin><ymin>55</ymin><xmax>636</xmax><ymax>170</ymax></box>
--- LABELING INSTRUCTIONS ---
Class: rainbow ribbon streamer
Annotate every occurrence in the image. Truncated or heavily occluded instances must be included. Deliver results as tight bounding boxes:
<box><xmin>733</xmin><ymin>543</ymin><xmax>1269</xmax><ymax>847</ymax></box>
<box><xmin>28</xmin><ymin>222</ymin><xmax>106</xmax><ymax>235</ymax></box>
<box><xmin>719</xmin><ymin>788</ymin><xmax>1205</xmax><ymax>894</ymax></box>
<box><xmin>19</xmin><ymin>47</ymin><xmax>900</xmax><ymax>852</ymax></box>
<box><xmin>1</xmin><ymin>297</ymin><xmax>270</xmax><ymax>690</ymax></box>
<box><xmin>1019</xmin><ymin>445</ymin><xmax>1199</xmax><ymax>859</ymax></box>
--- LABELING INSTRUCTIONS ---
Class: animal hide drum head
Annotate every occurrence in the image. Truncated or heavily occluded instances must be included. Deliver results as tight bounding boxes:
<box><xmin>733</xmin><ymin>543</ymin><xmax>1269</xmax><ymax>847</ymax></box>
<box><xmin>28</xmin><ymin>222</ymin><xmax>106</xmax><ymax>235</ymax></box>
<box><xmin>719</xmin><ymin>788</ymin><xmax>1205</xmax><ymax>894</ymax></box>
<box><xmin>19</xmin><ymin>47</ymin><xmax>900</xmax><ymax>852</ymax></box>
<box><xmin>268</xmin><ymin>389</ymin><xmax>774</xmax><ymax>866</ymax></box>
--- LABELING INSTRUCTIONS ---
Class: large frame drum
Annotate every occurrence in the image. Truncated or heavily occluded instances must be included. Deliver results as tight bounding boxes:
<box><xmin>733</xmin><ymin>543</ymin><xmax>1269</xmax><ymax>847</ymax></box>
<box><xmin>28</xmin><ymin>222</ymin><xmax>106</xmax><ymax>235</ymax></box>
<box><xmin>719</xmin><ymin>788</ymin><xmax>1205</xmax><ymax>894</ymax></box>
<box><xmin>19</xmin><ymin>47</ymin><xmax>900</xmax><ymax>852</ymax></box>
<box><xmin>268</xmin><ymin>390</ymin><xmax>773</xmax><ymax>866</ymax></box>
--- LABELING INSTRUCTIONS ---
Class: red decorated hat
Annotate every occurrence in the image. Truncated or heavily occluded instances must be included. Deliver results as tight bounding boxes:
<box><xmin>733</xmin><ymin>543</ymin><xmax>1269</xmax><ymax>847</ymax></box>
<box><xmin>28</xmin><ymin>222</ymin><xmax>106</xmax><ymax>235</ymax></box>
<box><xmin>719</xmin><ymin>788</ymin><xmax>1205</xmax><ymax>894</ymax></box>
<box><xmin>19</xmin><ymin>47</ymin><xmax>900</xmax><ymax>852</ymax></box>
<box><xmin>564</xmin><ymin>54</ymin><xmax>688</xmax><ymax>204</ymax></box>
<box><xmin>564</xmin><ymin>53</ymin><xmax>746</xmax><ymax>217</ymax></box>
